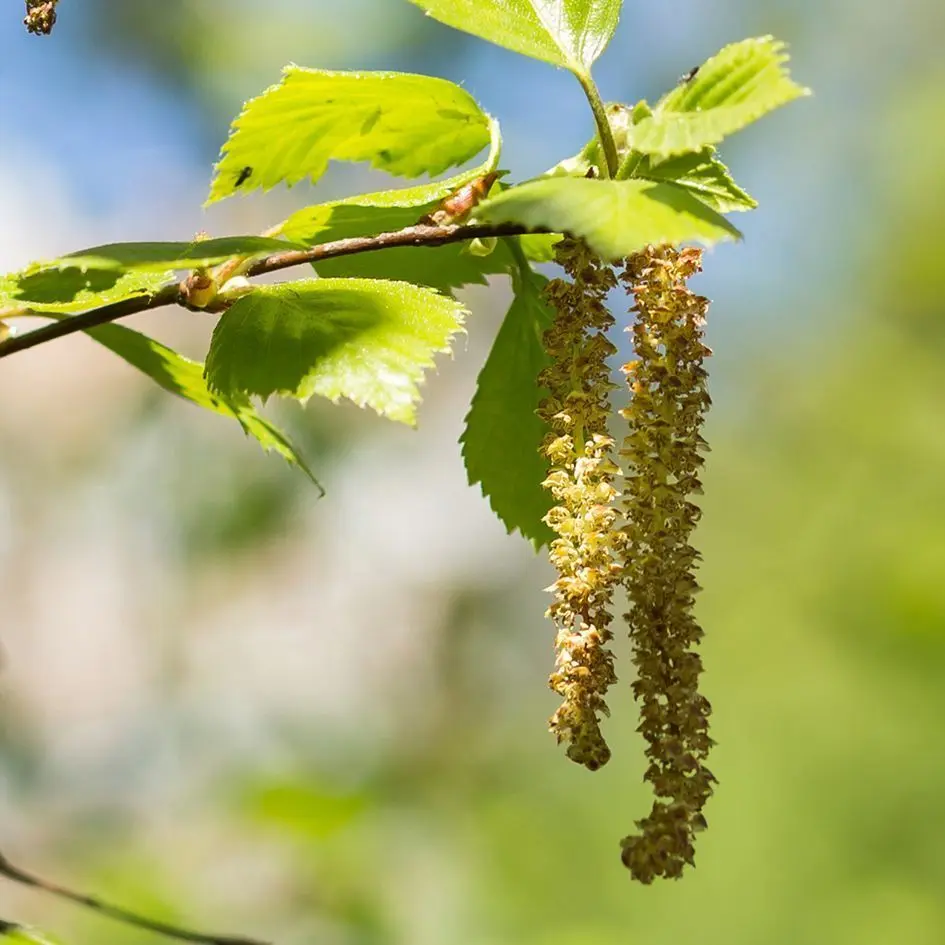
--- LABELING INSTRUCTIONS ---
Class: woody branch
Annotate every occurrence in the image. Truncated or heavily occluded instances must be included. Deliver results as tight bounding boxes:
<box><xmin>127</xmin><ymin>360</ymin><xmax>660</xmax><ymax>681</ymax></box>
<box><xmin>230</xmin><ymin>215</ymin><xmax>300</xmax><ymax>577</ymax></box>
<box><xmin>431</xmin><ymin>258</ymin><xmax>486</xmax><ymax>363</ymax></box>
<box><xmin>0</xmin><ymin>220</ymin><xmax>548</xmax><ymax>360</ymax></box>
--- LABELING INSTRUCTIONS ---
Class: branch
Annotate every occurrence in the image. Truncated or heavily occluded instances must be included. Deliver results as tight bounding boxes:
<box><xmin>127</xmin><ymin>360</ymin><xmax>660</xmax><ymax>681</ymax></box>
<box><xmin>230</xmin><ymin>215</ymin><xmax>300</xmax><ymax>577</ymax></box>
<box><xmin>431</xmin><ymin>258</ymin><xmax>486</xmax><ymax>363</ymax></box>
<box><xmin>245</xmin><ymin>220</ymin><xmax>540</xmax><ymax>277</ymax></box>
<box><xmin>0</xmin><ymin>849</ymin><xmax>268</xmax><ymax>945</ymax></box>
<box><xmin>0</xmin><ymin>221</ymin><xmax>546</xmax><ymax>360</ymax></box>
<box><xmin>0</xmin><ymin>284</ymin><xmax>180</xmax><ymax>358</ymax></box>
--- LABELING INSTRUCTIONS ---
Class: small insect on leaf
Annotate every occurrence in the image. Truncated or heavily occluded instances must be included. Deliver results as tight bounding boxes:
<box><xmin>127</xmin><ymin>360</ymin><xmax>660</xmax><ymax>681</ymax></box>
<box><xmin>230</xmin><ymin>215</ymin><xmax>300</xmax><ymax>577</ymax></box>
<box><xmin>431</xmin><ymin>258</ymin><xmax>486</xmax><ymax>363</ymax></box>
<box><xmin>235</xmin><ymin>166</ymin><xmax>254</xmax><ymax>188</ymax></box>
<box><xmin>680</xmin><ymin>65</ymin><xmax>700</xmax><ymax>84</ymax></box>
<box><xmin>419</xmin><ymin>172</ymin><xmax>500</xmax><ymax>226</ymax></box>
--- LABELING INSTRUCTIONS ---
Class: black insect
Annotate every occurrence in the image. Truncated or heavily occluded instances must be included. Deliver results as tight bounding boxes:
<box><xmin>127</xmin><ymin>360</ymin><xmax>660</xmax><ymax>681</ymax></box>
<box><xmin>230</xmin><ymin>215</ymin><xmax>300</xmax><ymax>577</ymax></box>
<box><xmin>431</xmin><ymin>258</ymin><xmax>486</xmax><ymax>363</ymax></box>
<box><xmin>680</xmin><ymin>65</ymin><xmax>700</xmax><ymax>84</ymax></box>
<box><xmin>235</xmin><ymin>166</ymin><xmax>253</xmax><ymax>187</ymax></box>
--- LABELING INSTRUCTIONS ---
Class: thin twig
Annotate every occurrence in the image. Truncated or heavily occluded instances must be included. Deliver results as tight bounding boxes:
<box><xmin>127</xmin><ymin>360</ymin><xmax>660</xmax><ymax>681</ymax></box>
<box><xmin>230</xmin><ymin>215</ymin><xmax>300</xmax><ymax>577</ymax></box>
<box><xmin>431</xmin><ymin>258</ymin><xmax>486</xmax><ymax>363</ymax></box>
<box><xmin>0</xmin><ymin>849</ymin><xmax>268</xmax><ymax>945</ymax></box>
<box><xmin>0</xmin><ymin>220</ymin><xmax>546</xmax><ymax>361</ymax></box>
<box><xmin>243</xmin><ymin>220</ymin><xmax>538</xmax><ymax>278</ymax></box>
<box><xmin>0</xmin><ymin>284</ymin><xmax>180</xmax><ymax>358</ymax></box>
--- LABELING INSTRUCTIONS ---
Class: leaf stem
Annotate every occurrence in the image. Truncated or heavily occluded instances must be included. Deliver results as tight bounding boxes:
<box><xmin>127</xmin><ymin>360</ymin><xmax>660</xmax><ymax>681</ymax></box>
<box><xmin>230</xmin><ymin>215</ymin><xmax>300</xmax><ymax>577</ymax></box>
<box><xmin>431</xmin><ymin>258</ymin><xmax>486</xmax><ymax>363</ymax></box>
<box><xmin>575</xmin><ymin>72</ymin><xmax>619</xmax><ymax>179</ymax></box>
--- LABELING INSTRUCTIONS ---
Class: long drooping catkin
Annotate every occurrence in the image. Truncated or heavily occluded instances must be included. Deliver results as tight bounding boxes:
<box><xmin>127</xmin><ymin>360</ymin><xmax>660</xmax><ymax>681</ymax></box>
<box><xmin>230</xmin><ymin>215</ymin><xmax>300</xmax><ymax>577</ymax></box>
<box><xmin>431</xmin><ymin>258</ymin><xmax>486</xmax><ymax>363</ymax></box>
<box><xmin>538</xmin><ymin>238</ymin><xmax>622</xmax><ymax>771</ymax></box>
<box><xmin>617</xmin><ymin>245</ymin><xmax>716</xmax><ymax>882</ymax></box>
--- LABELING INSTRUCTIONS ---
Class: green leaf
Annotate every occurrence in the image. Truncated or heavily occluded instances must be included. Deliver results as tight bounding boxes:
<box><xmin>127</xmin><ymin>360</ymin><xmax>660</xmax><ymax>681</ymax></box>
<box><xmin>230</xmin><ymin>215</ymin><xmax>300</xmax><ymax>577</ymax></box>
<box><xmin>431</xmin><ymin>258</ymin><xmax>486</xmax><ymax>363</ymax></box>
<box><xmin>280</xmin><ymin>171</ymin><xmax>491</xmax><ymax>241</ymax></box>
<box><xmin>461</xmin><ymin>263</ymin><xmax>554</xmax><ymax>547</ymax></box>
<box><xmin>629</xmin><ymin>36</ymin><xmax>810</xmax><ymax>157</ymax></box>
<box><xmin>518</xmin><ymin>233</ymin><xmax>562</xmax><ymax>262</ymax></box>
<box><xmin>61</xmin><ymin>236</ymin><xmax>302</xmax><ymax>271</ymax></box>
<box><xmin>0</xmin><ymin>924</ymin><xmax>61</xmax><ymax>945</ymax></box>
<box><xmin>1</xmin><ymin>267</ymin><xmax>172</xmax><ymax>313</ymax></box>
<box><xmin>1</xmin><ymin>237</ymin><xmax>300</xmax><ymax>311</ymax></box>
<box><xmin>627</xmin><ymin>148</ymin><xmax>758</xmax><ymax>213</ymax></box>
<box><xmin>278</xmin><ymin>168</ymin><xmax>511</xmax><ymax>291</ymax></box>
<box><xmin>478</xmin><ymin>177</ymin><xmax>741</xmax><ymax>261</ymax></box>
<box><xmin>205</xmin><ymin>280</ymin><xmax>466</xmax><ymax>425</ymax></box>
<box><xmin>314</xmin><ymin>232</ymin><xmax>511</xmax><ymax>294</ymax></box>
<box><xmin>408</xmin><ymin>0</ymin><xmax>621</xmax><ymax>73</ymax></box>
<box><xmin>207</xmin><ymin>67</ymin><xmax>493</xmax><ymax>204</ymax></box>
<box><xmin>24</xmin><ymin>313</ymin><xmax>319</xmax><ymax>486</ymax></box>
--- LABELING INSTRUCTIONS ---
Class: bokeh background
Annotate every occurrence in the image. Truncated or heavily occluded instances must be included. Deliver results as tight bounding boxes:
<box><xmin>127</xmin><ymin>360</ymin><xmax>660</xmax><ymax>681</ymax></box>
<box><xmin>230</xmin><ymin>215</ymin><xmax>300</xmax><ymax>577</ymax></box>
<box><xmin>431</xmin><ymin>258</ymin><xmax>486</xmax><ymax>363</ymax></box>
<box><xmin>2</xmin><ymin>2</ymin><xmax>945</xmax><ymax>944</ymax></box>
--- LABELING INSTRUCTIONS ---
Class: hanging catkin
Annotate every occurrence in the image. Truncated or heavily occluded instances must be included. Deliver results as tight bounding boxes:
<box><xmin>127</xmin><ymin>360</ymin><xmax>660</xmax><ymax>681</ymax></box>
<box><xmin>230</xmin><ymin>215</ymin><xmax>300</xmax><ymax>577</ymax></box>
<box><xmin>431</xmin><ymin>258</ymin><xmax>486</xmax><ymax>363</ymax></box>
<box><xmin>538</xmin><ymin>238</ymin><xmax>623</xmax><ymax>771</ymax></box>
<box><xmin>616</xmin><ymin>244</ymin><xmax>716</xmax><ymax>882</ymax></box>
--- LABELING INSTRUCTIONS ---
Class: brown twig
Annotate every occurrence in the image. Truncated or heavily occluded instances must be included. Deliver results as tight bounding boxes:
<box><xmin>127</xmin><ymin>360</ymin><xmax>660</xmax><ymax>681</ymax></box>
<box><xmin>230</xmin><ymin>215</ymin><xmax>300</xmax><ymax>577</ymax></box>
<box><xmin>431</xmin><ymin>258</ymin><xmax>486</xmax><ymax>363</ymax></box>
<box><xmin>0</xmin><ymin>220</ymin><xmax>546</xmax><ymax>361</ymax></box>
<box><xmin>243</xmin><ymin>220</ymin><xmax>539</xmax><ymax>277</ymax></box>
<box><xmin>0</xmin><ymin>284</ymin><xmax>180</xmax><ymax>358</ymax></box>
<box><xmin>0</xmin><ymin>849</ymin><xmax>268</xmax><ymax>945</ymax></box>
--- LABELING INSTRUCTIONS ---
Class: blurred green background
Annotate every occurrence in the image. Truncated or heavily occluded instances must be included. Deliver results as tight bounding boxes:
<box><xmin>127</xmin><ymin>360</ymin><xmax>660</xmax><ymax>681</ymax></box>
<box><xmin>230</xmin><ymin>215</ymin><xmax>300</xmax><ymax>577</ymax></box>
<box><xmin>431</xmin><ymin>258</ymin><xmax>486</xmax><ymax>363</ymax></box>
<box><xmin>2</xmin><ymin>2</ymin><xmax>945</xmax><ymax>944</ymax></box>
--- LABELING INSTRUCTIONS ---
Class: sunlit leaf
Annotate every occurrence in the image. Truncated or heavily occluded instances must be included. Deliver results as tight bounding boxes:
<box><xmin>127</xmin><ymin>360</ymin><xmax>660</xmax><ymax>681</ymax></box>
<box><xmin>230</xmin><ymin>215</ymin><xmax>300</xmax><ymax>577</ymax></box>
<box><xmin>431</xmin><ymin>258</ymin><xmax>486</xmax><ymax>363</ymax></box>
<box><xmin>478</xmin><ymin>177</ymin><xmax>741</xmax><ymax>261</ymax></box>
<box><xmin>43</xmin><ymin>237</ymin><xmax>298</xmax><ymax>272</ymax></box>
<box><xmin>627</xmin><ymin>148</ymin><xmax>758</xmax><ymax>213</ymax></box>
<box><xmin>0</xmin><ymin>237</ymin><xmax>300</xmax><ymax>313</ymax></box>
<box><xmin>0</xmin><ymin>923</ymin><xmax>62</xmax><ymax>945</ymax></box>
<box><xmin>278</xmin><ymin>167</ymin><xmax>511</xmax><ymax>290</ymax></box>
<box><xmin>461</xmin><ymin>263</ymin><xmax>554</xmax><ymax>546</ymax></box>
<box><xmin>0</xmin><ymin>268</ymin><xmax>172</xmax><ymax>312</ymax></box>
<box><xmin>408</xmin><ymin>0</ymin><xmax>621</xmax><ymax>73</ymax></box>
<box><xmin>205</xmin><ymin>280</ymin><xmax>466</xmax><ymax>425</ymax></box>
<box><xmin>208</xmin><ymin>67</ymin><xmax>492</xmax><ymax>203</ymax></box>
<box><xmin>628</xmin><ymin>36</ymin><xmax>810</xmax><ymax>157</ymax></box>
<box><xmin>279</xmin><ymin>170</ymin><xmax>492</xmax><ymax>242</ymax></box>
<box><xmin>518</xmin><ymin>232</ymin><xmax>561</xmax><ymax>262</ymax></box>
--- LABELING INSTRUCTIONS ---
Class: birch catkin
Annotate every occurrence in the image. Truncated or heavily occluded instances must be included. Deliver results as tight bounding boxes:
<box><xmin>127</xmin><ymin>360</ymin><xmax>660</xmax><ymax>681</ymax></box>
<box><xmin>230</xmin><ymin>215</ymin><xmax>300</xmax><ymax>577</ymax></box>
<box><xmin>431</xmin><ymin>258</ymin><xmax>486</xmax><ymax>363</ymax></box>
<box><xmin>617</xmin><ymin>245</ymin><xmax>716</xmax><ymax>882</ymax></box>
<box><xmin>538</xmin><ymin>238</ymin><xmax>623</xmax><ymax>771</ymax></box>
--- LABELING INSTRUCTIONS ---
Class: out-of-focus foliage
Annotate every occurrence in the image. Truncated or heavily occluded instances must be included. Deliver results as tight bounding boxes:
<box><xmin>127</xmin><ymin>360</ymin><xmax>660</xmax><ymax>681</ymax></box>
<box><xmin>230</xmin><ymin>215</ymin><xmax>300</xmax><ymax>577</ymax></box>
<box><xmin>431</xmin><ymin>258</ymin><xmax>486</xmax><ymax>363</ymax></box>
<box><xmin>85</xmin><ymin>0</ymin><xmax>455</xmax><ymax>114</ymax></box>
<box><xmin>3</xmin><ymin>2</ymin><xmax>945</xmax><ymax>945</ymax></box>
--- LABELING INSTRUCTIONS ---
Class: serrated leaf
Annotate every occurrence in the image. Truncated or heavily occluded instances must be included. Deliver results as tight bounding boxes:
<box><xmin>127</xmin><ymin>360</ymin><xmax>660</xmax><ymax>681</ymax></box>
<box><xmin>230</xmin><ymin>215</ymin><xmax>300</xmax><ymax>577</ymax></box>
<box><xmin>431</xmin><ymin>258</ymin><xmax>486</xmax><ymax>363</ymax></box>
<box><xmin>478</xmin><ymin>177</ymin><xmax>741</xmax><ymax>261</ymax></box>
<box><xmin>627</xmin><ymin>148</ymin><xmax>757</xmax><ymax>213</ymax></box>
<box><xmin>207</xmin><ymin>67</ymin><xmax>492</xmax><ymax>204</ymax></box>
<box><xmin>21</xmin><ymin>313</ymin><xmax>319</xmax><ymax>485</ymax></box>
<box><xmin>1</xmin><ymin>267</ymin><xmax>173</xmax><ymax>313</ymax></box>
<box><xmin>279</xmin><ymin>168</ymin><xmax>511</xmax><ymax>290</ymax></box>
<box><xmin>461</xmin><ymin>265</ymin><xmax>554</xmax><ymax>547</ymax></box>
<box><xmin>205</xmin><ymin>280</ymin><xmax>466</xmax><ymax>425</ymax></box>
<box><xmin>629</xmin><ymin>36</ymin><xmax>810</xmax><ymax>157</ymax></box>
<box><xmin>409</xmin><ymin>0</ymin><xmax>620</xmax><ymax>73</ymax></box>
